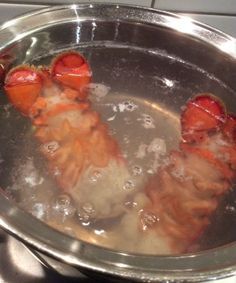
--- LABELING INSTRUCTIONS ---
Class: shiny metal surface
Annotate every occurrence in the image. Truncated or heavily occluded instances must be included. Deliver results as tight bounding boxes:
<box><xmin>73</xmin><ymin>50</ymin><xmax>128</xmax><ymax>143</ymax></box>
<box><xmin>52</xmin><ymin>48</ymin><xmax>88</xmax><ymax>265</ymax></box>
<box><xmin>0</xmin><ymin>4</ymin><xmax>236</xmax><ymax>282</ymax></box>
<box><xmin>0</xmin><ymin>228</ymin><xmax>87</xmax><ymax>283</ymax></box>
<box><xmin>1</xmin><ymin>231</ymin><xmax>236</xmax><ymax>283</ymax></box>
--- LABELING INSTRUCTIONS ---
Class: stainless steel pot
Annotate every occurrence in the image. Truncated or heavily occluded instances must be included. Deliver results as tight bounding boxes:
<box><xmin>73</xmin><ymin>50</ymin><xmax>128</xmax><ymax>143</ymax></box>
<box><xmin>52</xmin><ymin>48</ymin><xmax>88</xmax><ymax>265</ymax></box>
<box><xmin>0</xmin><ymin>4</ymin><xmax>236</xmax><ymax>282</ymax></box>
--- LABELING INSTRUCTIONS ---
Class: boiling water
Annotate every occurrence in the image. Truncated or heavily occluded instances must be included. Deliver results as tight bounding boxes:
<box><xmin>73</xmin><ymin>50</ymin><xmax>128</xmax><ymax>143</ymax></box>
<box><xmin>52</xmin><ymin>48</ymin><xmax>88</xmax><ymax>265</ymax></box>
<box><xmin>1</xmin><ymin>45</ymin><xmax>236</xmax><ymax>255</ymax></box>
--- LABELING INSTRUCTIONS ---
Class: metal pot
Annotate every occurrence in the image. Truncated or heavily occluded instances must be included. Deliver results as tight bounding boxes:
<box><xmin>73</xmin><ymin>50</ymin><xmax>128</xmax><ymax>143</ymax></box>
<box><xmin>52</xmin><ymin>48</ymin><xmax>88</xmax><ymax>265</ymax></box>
<box><xmin>0</xmin><ymin>4</ymin><xmax>236</xmax><ymax>282</ymax></box>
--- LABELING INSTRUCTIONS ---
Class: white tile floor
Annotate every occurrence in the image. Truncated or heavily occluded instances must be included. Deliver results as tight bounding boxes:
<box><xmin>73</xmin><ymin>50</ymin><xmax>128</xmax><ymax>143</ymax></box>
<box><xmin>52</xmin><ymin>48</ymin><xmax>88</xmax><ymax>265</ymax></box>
<box><xmin>154</xmin><ymin>0</ymin><xmax>236</xmax><ymax>14</ymax></box>
<box><xmin>0</xmin><ymin>3</ymin><xmax>47</xmax><ymax>24</ymax></box>
<box><xmin>179</xmin><ymin>13</ymin><xmax>236</xmax><ymax>37</ymax></box>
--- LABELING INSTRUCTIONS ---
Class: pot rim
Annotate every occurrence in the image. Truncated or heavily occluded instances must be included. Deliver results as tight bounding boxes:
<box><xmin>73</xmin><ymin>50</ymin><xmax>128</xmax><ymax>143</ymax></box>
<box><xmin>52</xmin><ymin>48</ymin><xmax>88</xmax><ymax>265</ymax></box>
<box><xmin>0</xmin><ymin>3</ymin><xmax>236</xmax><ymax>282</ymax></box>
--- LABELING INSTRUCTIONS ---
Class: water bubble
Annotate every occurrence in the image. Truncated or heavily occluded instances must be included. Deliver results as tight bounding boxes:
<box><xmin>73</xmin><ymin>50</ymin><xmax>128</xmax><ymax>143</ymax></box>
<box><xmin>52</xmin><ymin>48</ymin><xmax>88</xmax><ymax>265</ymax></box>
<box><xmin>77</xmin><ymin>210</ymin><xmax>91</xmax><ymax>225</ymax></box>
<box><xmin>138</xmin><ymin>114</ymin><xmax>155</xmax><ymax>129</ymax></box>
<box><xmin>123</xmin><ymin>135</ymin><xmax>130</xmax><ymax>144</ymax></box>
<box><xmin>82</xmin><ymin>202</ymin><xmax>95</xmax><ymax>215</ymax></box>
<box><xmin>140</xmin><ymin>211</ymin><xmax>159</xmax><ymax>230</ymax></box>
<box><xmin>123</xmin><ymin>180</ymin><xmax>135</xmax><ymax>190</ymax></box>
<box><xmin>112</xmin><ymin>104</ymin><xmax>118</xmax><ymax>112</ymax></box>
<box><xmin>144</xmin><ymin>115</ymin><xmax>154</xmax><ymax>127</ymax></box>
<box><xmin>31</xmin><ymin>203</ymin><xmax>47</xmax><ymax>220</ymax></box>
<box><xmin>132</xmin><ymin>165</ymin><xmax>142</xmax><ymax>176</ymax></box>
<box><xmin>171</xmin><ymin>167</ymin><xmax>192</xmax><ymax>182</ymax></box>
<box><xmin>24</xmin><ymin>174</ymin><xmax>44</xmax><ymax>187</ymax></box>
<box><xmin>123</xmin><ymin>101</ymin><xmax>138</xmax><ymax>112</ymax></box>
<box><xmin>108</xmin><ymin>128</ymin><xmax>116</xmax><ymax>136</ymax></box>
<box><xmin>52</xmin><ymin>167</ymin><xmax>61</xmax><ymax>176</ymax></box>
<box><xmin>163</xmin><ymin>78</ymin><xmax>174</xmax><ymax>88</ymax></box>
<box><xmin>24</xmin><ymin>164</ymin><xmax>44</xmax><ymax>187</ymax></box>
<box><xmin>109</xmin><ymin>128</ymin><xmax>116</xmax><ymax>136</ymax></box>
<box><xmin>94</xmin><ymin>229</ymin><xmax>105</xmax><ymax>236</ymax></box>
<box><xmin>77</xmin><ymin>202</ymin><xmax>95</xmax><ymax>225</ymax></box>
<box><xmin>89</xmin><ymin>170</ymin><xmax>102</xmax><ymax>183</ymax></box>
<box><xmin>53</xmin><ymin>194</ymin><xmax>76</xmax><ymax>217</ymax></box>
<box><xmin>117</xmin><ymin>101</ymin><xmax>138</xmax><ymax>112</ymax></box>
<box><xmin>56</xmin><ymin>194</ymin><xmax>71</xmax><ymax>207</ymax></box>
<box><xmin>87</xmin><ymin>83</ymin><xmax>110</xmax><ymax>100</ymax></box>
<box><xmin>13</xmin><ymin>159</ymin><xmax>44</xmax><ymax>188</ymax></box>
<box><xmin>147</xmin><ymin>138</ymin><xmax>166</xmax><ymax>155</ymax></box>
<box><xmin>225</xmin><ymin>205</ymin><xmax>236</xmax><ymax>213</ymax></box>
<box><xmin>147</xmin><ymin>169</ymin><xmax>155</xmax><ymax>174</ymax></box>
<box><xmin>43</xmin><ymin>141</ymin><xmax>59</xmax><ymax>155</ymax></box>
<box><xmin>125</xmin><ymin>201</ymin><xmax>138</xmax><ymax>209</ymax></box>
